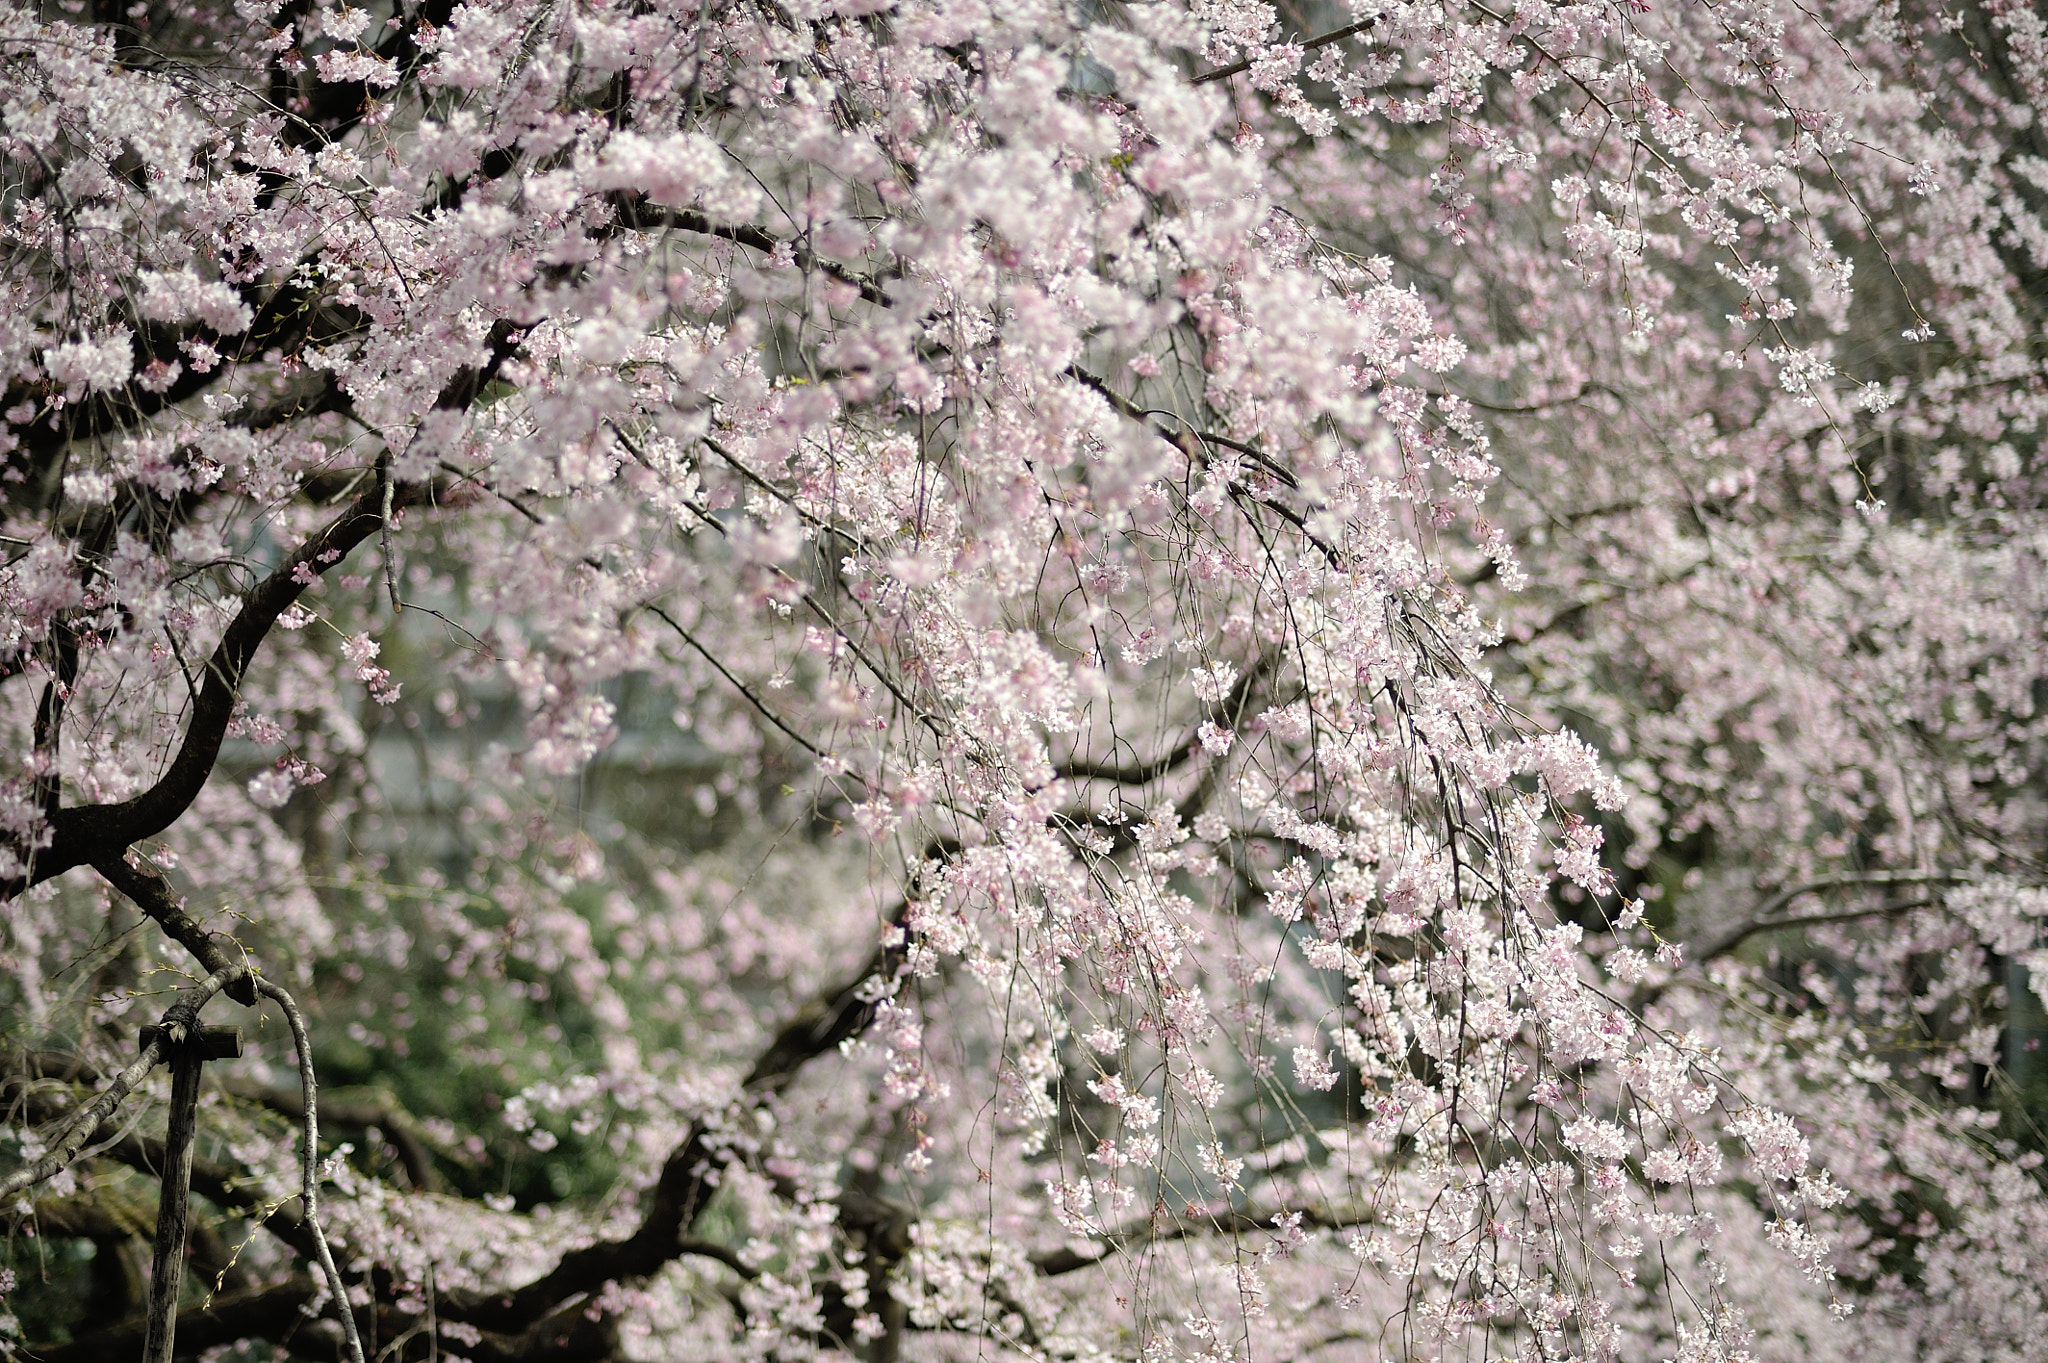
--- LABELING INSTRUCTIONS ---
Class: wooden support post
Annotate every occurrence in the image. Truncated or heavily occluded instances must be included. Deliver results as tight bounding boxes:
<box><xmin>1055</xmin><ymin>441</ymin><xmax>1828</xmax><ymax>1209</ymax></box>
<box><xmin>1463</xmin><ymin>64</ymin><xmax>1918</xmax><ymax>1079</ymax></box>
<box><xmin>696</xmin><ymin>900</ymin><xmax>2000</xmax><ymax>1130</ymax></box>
<box><xmin>139</xmin><ymin>1024</ymin><xmax>242</xmax><ymax>1363</ymax></box>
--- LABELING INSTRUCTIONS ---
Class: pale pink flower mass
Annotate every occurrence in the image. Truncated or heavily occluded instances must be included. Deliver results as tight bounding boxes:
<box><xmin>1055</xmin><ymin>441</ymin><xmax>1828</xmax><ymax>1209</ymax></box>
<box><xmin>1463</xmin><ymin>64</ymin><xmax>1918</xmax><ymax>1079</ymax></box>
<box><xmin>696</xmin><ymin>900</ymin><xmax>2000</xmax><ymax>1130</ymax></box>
<box><xmin>0</xmin><ymin>0</ymin><xmax>2042</xmax><ymax>1359</ymax></box>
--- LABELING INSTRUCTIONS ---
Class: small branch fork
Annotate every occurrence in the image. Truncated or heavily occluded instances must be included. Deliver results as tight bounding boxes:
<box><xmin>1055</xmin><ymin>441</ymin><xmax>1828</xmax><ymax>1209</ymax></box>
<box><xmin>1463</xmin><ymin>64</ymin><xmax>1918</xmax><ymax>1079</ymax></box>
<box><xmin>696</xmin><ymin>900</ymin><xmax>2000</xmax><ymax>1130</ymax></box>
<box><xmin>0</xmin><ymin>966</ymin><xmax>366</xmax><ymax>1363</ymax></box>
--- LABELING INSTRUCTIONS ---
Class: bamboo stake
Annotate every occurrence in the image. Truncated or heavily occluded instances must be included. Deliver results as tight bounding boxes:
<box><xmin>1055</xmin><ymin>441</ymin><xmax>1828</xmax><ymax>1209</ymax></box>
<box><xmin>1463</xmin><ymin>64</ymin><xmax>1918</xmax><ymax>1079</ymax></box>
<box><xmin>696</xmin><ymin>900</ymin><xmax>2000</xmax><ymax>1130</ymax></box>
<box><xmin>139</xmin><ymin>1023</ymin><xmax>242</xmax><ymax>1363</ymax></box>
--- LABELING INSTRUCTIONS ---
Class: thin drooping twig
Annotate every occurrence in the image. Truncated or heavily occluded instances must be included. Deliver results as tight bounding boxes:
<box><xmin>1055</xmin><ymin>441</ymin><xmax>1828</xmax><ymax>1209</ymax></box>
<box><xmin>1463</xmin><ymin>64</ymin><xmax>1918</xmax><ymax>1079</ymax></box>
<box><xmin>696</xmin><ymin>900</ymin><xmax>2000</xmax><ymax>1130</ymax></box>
<box><xmin>253</xmin><ymin>976</ymin><xmax>368</xmax><ymax>1363</ymax></box>
<box><xmin>646</xmin><ymin>603</ymin><xmax>833</xmax><ymax>763</ymax></box>
<box><xmin>0</xmin><ymin>965</ymin><xmax>246</xmax><ymax>1202</ymax></box>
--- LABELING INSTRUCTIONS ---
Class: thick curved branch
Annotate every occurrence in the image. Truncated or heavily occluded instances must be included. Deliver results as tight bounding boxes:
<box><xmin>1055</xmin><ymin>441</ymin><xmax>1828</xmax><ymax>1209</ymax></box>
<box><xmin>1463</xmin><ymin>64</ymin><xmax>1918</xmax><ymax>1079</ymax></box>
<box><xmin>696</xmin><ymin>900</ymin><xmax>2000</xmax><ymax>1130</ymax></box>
<box><xmin>94</xmin><ymin>853</ymin><xmax>258</xmax><ymax>1006</ymax></box>
<box><xmin>15</xmin><ymin>484</ymin><xmax>403</xmax><ymax>892</ymax></box>
<box><xmin>1057</xmin><ymin>735</ymin><xmax>1202</xmax><ymax>786</ymax></box>
<box><xmin>444</xmin><ymin>905</ymin><xmax>916</xmax><ymax>1333</ymax></box>
<box><xmin>737</xmin><ymin>923</ymin><xmax>914</xmax><ymax>1096</ymax></box>
<box><xmin>8</xmin><ymin>320</ymin><xmax>528</xmax><ymax>898</ymax></box>
<box><xmin>5</xmin><ymin>273</ymin><xmax>366</xmax><ymax>487</ymax></box>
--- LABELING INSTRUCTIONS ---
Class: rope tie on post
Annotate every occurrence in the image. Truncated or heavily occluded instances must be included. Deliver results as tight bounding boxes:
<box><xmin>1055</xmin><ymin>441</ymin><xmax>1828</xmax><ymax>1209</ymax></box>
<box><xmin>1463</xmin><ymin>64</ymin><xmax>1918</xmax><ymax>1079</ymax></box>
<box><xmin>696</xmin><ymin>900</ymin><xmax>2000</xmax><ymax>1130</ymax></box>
<box><xmin>0</xmin><ymin>965</ymin><xmax>365</xmax><ymax>1363</ymax></box>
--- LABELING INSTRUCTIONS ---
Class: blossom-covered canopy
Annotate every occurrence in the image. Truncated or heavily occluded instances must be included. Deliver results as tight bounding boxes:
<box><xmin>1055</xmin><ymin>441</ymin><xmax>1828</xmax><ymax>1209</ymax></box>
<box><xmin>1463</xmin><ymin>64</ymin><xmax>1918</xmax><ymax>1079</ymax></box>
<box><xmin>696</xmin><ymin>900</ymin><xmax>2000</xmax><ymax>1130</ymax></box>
<box><xmin>1</xmin><ymin>0</ymin><xmax>2044</xmax><ymax>1358</ymax></box>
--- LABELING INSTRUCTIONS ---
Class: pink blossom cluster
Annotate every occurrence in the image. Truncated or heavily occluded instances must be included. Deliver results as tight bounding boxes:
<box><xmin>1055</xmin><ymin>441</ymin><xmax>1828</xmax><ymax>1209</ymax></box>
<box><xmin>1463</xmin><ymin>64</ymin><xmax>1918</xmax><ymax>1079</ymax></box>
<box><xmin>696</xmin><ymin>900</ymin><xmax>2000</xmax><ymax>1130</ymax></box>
<box><xmin>0</xmin><ymin>0</ymin><xmax>2042</xmax><ymax>1358</ymax></box>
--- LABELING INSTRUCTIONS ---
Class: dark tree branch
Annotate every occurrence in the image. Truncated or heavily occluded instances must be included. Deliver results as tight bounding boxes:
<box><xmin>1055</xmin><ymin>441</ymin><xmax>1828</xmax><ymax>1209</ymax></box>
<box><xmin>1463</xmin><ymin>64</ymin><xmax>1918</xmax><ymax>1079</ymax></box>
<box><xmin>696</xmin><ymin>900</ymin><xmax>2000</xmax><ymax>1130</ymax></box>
<box><xmin>1691</xmin><ymin>871</ymin><xmax>1984</xmax><ymax>964</ymax></box>
<box><xmin>1693</xmin><ymin>899</ymin><xmax>1937</xmax><ymax>964</ymax></box>
<box><xmin>11</xmin><ymin>481</ymin><xmax>405</xmax><ymax>893</ymax></box>
<box><xmin>443</xmin><ymin>904</ymin><xmax>917</xmax><ymax>1334</ymax></box>
<box><xmin>611</xmin><ymin>195</ymin><xmax>897</xmax><ymax>308</ymax></box>
<box><xmin>1190</xmin><ymin>20</ymin><xmax>1379</xmax><ymax>85</ymax></box>
<box><xmin>93</xmin><ymin>853</ymin><xmax>258</xmax><ymax>1005</ymax></box>
<box><xmin>6</xmin><ymin>276</ymin><xmax>358</xmax><ymax>480</ymax></box>
<box><xmin>252</xmin><ymin>976</ymin><xmax>367</xmax><ymax>1363</ymax></box>
<box><xmin>1057</xmin><ymin>735</ymin><xmax>1202</xmax><ymax>786</ymax></box>
<box><xmin>1743</xmin><ymin>870</ymin><xmax>1978</xmax><ymax>924</ymax></box>
<box><xmin>1628</xmin><ymin>872</ymin><xmax>2028</xmax><ymax>1008</ymax></box>
<box><xmin>1030</xmin><ymin>1202</ymin><xmax>1364</xmax><ymax>1276</ymax></box>
<box><xmin>6</xmin><ymin>319</ymin><xmax>529</xmax><ymax>899</ymax></box>
<box><xmin>25</xmin><ymin>1276</ymin><xmax>326</xmax><ymax>1363</ymax></box>
<box><xmin>1066</xmin><ymin>366</ymin><xmax>1303</xmax><ymax>491</ymax></box>
<box><xmin>1055</xmin><ymin>649</ymin><xmax>1276</xmax><ymax>786</ymax></box>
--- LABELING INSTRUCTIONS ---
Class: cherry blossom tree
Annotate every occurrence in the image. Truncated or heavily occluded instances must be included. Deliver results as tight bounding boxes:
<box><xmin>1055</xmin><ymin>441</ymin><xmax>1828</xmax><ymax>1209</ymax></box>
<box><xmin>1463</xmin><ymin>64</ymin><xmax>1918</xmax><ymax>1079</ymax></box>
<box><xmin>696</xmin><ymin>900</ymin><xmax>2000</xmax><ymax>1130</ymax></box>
<box><xmin>0</xmin><ymin>0</ymin><xmax>2044</xmax><ymax>1358</ymax></box>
